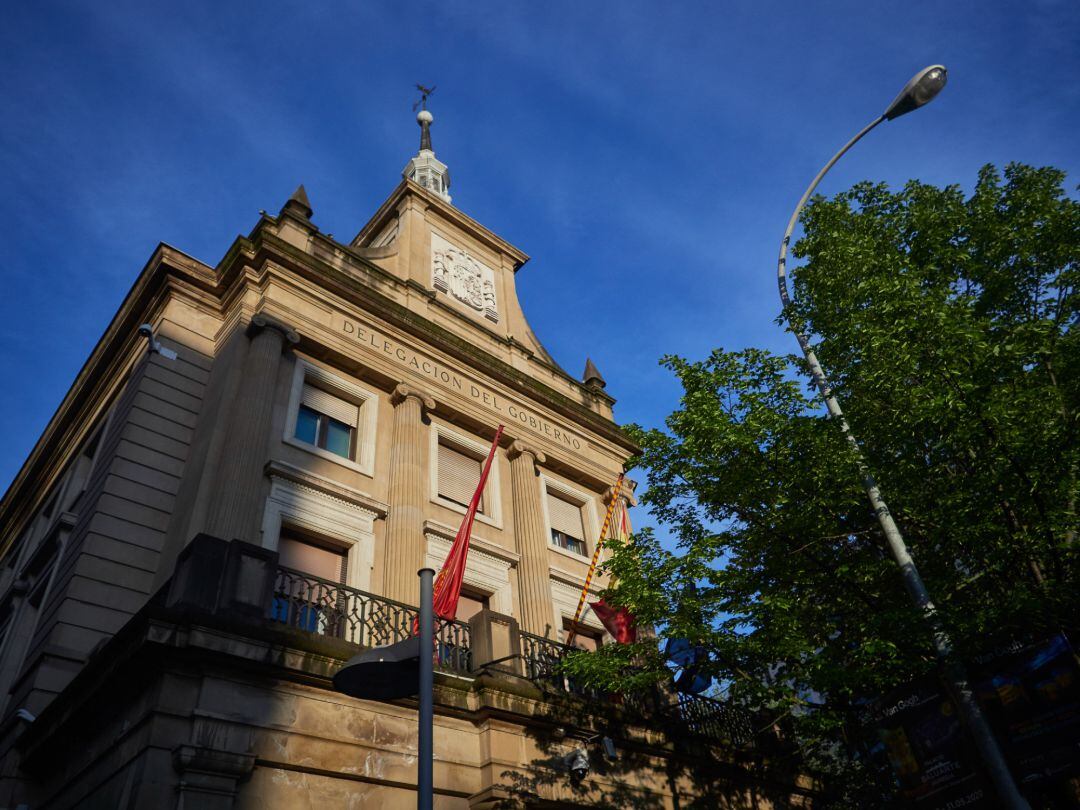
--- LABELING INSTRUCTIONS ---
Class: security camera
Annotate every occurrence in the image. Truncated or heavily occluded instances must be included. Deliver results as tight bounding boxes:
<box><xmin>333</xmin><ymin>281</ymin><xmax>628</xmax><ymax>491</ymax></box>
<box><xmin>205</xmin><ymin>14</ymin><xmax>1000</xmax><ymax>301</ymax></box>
<box><xmin>566</xmin><ymin>748</ymin><xmax>589</xmax><ymax>781</ymax></box>
<box><xmin>138</xmin><ymin>323</ymin><xmax>177</xmax><ymax>360</ymax></box>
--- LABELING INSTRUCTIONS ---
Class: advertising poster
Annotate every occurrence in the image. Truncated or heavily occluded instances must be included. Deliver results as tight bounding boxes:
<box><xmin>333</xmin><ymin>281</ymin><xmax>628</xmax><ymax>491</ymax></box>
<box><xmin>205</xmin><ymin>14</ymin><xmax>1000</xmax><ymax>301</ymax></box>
<box><xmin>864</xmin><ymin>677</ymin><xmax>991</xmax><ymax>809</ymax></box>
<box><xmin>970</xmin><ymin>634</ymin><xmax>1080</xmax><ymax>788</ymax></box>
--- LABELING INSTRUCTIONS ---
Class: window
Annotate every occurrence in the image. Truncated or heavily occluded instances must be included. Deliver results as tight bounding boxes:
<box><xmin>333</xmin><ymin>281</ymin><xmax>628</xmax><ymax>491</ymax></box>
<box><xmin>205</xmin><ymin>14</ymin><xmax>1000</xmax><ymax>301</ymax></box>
<box><xmin>547</xmin><ymin>490</ymin><xmax>587</xmax><ymax>556</ymax></box>
<box><xmin>278</xmin><ymin>531</ymin><xmax>347</xmax><ymax>584</ymax></box>
<box><xmin>564</xmin><ymin>619</ymin><xmax>602</xmax><ymax>652</ymax></box>
<box><xmin>437</xmin><ymin>441</ymin><xmax>484</xmax><ymax>512</ymax></box>
<box><xmin>429</xmin><ymin>424</ymin><xmax>502</xmax><ymax>528</ymax></box>
<box><xmin>284</xmin><ymin>359</ymin><xmax>378</xmax><ymax>475</ymax></box>
<box><xmin>273</xmin><ymin>530</ymin><xmax>349</xmax><ymax>636</ymax></box>
<box><xmin>295</xmin><ymin>384</ymin><xmax>358</xmax><ymax>460</ymax></box>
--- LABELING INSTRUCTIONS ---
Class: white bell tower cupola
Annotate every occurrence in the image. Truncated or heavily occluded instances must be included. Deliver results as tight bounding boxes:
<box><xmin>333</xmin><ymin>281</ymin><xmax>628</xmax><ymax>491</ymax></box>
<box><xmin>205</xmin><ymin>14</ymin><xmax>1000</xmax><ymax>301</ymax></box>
<box><xmin>403</xmin><ymin>108</ymin><xmax>451</xmax><ymax>203</ymax></box>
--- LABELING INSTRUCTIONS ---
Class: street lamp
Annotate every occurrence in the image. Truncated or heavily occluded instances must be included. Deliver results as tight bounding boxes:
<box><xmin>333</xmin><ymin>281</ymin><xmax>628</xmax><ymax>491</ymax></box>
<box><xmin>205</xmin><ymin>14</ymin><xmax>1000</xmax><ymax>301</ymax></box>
<box><xmin>776</xmin><ymin>66</ymin><xmax>1029</xmax><ymax>809</ymax></box>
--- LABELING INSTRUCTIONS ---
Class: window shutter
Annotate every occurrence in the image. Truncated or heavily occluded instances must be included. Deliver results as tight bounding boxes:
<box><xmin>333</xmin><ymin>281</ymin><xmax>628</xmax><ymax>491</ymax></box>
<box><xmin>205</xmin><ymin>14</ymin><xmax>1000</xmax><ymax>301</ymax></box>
<box><xmin>279</xmin><ymin>534</ymin><xmax>347</xmax><ymax>584</ymax></box>
<box><xmin>438</xmin><ymin>442</ymin><xmax>483</xmax><ymax>509</ymax></box>
<box><xmin>547</xmin><ymin>491</ymin><xmax>584</xmax><ymax>541</ymax></box>
<box><xmin>302</xmin><ymin>384</ymin><xmax>359</xmax><ymax>427</ymax></box>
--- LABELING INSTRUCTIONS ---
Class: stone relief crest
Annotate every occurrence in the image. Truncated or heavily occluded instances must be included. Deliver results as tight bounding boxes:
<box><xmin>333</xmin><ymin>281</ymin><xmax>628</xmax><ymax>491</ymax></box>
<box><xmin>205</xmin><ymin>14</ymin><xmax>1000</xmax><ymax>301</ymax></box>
<box><xmin>432</xmin><ymin>235</ymin><xmax>499</xmax><ymax>323</ymax></box>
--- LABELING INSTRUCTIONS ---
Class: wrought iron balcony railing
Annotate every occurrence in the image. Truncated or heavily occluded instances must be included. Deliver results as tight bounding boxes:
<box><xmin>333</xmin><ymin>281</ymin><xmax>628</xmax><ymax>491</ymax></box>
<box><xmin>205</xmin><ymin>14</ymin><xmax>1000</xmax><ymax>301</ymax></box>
<box><xmin>518</xmin><ymin>630</ymin><xmax>756</xmax><ymax>747</ymax></box>
<box><xmin>271</xmin><ymin>566</ymin><xmax>472</xmax><ymax>673</ymax></box>
<box><xmin>271</xmin><ymin>564</ymin><xmax>754</xmax><ymax>747</ymax></box>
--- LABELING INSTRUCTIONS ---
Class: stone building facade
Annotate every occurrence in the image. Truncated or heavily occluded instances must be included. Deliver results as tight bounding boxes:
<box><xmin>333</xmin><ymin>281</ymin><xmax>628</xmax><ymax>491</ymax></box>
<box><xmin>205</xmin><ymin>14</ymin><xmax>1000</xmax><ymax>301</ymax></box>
<box><xmin>0</xmin><ymin>116</ymin><xmax>817</xmax><ymax>809</ymax></box>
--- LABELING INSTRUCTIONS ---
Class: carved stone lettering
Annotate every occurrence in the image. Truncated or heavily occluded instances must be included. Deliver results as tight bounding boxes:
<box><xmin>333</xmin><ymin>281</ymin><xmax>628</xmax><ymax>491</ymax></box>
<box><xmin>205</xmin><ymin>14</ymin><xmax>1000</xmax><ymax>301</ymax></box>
<box><xmin>338</xmin><ymin>315</ymin><xmax>584</xmax><ymax>452</ymax></box>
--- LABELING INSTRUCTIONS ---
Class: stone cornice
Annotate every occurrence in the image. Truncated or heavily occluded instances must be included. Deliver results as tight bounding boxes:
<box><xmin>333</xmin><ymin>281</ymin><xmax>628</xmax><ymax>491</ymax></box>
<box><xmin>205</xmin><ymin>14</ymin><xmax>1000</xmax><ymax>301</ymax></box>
<box><xmin>422</xmin><ymin>519</ymin><xmax>521</xmax><ymax>566</ymax></box>
<box><xmin>264</xmin><ymin>460</ymin><xmax>388</xmax><ymax>518</ymax></box>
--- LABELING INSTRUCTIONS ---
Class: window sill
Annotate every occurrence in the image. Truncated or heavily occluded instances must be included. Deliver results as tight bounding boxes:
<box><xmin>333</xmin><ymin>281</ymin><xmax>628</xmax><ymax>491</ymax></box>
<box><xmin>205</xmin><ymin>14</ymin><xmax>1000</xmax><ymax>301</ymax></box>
<box><xmin>283</xmin><ymin>436</ymin><xmax>374</xmax><ymax>478</ymax></box>
<box><xmin>431</xmin><ymin>495</ymin><xmax>501</xmax><ymax>530</ymax></box>
<box><xmin>549</xmin><ymin>543</ymin><xmax>590</xmax><ymax>564</ymax></box>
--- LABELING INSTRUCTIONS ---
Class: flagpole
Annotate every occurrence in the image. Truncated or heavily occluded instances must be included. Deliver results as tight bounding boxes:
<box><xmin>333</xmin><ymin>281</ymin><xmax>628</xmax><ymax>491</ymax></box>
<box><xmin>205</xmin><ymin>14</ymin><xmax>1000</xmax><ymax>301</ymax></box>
<box><xmin>567</xmin><ymin>473</ymin><xmax>624</xmax><ymax>647</ymax></box>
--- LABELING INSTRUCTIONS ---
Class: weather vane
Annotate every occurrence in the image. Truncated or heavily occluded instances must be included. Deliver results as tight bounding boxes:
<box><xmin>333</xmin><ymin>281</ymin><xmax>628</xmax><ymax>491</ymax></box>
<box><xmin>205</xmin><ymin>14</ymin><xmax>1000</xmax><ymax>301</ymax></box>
<box><xmin>413</xmin><ymin>83</ymin><xmax>436</xmax><ymax>112</ymax></box>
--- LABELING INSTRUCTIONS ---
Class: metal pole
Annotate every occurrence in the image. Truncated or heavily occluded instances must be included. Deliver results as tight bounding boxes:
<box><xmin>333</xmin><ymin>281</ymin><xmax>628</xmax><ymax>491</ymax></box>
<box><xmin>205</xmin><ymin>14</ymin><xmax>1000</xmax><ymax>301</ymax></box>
<box><xmin>418</xmin><ymin>567</ymin><xmax>435</xmax><ymax>810</ymax></box>
<box><xmin>778</xmin><ymin>120</ymin><xmax>1030</xmax><ymax>809</ymax></box>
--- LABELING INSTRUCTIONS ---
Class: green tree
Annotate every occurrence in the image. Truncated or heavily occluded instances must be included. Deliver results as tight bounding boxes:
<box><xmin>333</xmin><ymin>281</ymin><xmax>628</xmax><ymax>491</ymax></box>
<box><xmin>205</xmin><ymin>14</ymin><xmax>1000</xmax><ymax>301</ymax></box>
<box><xmin>563</xmin><ymin>163</ymin><xmax>1080</xmax><ymax>790</ymax></box>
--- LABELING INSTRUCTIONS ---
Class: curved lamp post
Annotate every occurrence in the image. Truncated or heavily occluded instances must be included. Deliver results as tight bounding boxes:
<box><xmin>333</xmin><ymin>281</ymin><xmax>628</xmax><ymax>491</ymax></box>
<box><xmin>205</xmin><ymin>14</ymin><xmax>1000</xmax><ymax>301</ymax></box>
<box><xmin>777</xmin><ymin>66</ymin><xmax>1029</xmax><ymax>809</ymax></box>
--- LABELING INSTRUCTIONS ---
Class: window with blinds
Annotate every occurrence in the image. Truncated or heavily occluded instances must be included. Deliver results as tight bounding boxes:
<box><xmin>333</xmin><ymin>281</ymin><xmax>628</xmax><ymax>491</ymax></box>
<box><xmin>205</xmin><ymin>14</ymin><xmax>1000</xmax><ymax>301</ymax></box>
<box><xmin>278</xmin><ymin>533</ymin><xmax>348</xmax><ymax>584</ymax></box>
<box><xmin>547</xmin><ymin>490</ymin><xmax>586</xmax><ymax>555</ymax></box>
<box><xmin>294</xmin><ymin>383</ymin><xmax>358</xmax><ymax>459</ymax></box>
<box><xmin>438</xmin><ymin>441</ymin><xmax>484</xmax><ymax>512</ymax></box>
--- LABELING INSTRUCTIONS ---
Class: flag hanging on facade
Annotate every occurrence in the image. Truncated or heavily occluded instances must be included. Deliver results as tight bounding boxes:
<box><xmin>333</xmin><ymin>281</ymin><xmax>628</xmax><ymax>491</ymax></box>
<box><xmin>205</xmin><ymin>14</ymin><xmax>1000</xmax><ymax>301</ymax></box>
<box><xmin>589</xmin><ymin>599</ymin><xmax>638</xmax><ymax>644</ymax></box>
<box><xmin>429</xmin><ymin>424</ymin><xmax>504</xmax><ymax>624</ymax></box>
<box><xmin>588</xmin><ymin>494</ymin><xmax>639</xmax><ymax>643</ymax></box>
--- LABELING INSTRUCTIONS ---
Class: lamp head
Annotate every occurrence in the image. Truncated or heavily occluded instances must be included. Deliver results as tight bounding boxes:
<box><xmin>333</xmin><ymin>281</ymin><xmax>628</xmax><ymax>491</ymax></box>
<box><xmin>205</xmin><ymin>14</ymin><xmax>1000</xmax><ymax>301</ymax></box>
<box><xmin>883</xmin><ymin>65</ymin><xmax>947</xmax><ymax>121</ymax></box>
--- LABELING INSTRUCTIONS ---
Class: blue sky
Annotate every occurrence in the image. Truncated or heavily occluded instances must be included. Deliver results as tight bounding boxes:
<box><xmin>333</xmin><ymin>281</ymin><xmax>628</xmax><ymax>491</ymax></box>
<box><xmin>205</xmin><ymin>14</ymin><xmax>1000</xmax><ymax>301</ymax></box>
<box><xmin>1</xmin><ymin>1</ymin><xmax>1077</xmax><ymax>520</ymax></box>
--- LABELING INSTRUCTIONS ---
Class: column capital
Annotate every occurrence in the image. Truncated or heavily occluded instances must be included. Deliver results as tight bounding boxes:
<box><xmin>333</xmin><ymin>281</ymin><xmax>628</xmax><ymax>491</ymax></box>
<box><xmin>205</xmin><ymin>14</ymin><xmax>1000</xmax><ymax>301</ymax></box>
<box><xmin>246</xmin><ymin>313</ymin><xmax>300</xmax><ymax>349</ymax></box>
<box><xmin>392</xmin><ymin>383</ymin><xmax>436</xmax><ymax>413</ymax></box>
<box><xmin>605</xmin><ymin>475</ymin><xmax>638</xmax><ymax>507</ymax></box>
<box><xmin>507</xmin><ymin>440</ymin><xmax>546</xmax><ymax>466</ymax></box>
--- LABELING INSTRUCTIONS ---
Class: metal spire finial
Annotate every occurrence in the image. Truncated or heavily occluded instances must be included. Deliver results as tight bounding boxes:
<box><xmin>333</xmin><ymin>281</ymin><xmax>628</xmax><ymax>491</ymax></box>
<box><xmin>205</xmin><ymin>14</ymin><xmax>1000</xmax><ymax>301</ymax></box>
<box><xmin>413</xmin><ymin>84</ymin><xmax>436</xmax><ymax>152</ymax></box>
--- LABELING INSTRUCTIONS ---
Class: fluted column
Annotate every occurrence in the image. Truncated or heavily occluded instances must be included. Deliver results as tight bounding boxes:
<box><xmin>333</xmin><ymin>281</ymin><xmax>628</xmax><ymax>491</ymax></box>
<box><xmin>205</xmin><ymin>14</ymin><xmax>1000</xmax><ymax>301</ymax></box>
<box><xmin>205</xmin><ymin>314</ymin><xmax>298</xmax><ymax>544</ymax></box>
<box><xmin>508</xmin><ymin>441</ymin><xmax>555</xmax><ymax>637</ymax></box>
<box><xmin>382</xmin><ymin>383</ymin><xmax>436</xmax><ymax>603</ymax></box>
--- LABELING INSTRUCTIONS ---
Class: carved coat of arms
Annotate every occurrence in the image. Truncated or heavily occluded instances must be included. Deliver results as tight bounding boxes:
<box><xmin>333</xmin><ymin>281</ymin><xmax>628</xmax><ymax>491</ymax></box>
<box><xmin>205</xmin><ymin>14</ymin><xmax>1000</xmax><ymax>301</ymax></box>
<box><xmin>432</xmin><ymin>239</ymin><xmax>499</xmax><ymax>323</ymax></box>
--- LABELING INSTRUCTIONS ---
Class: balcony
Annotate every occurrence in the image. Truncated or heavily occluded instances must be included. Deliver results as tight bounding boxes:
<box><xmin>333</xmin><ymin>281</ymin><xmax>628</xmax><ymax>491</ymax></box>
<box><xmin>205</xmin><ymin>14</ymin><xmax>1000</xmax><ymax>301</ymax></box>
<box><xmin>272</xmin><ymin>565</ymin><xmax>472</xmax><ymax>672</ymax></box>
<box><xmin>270</xmin><ymin>560</ymin><xmax>758</xmax><ymax>749</ymax></box>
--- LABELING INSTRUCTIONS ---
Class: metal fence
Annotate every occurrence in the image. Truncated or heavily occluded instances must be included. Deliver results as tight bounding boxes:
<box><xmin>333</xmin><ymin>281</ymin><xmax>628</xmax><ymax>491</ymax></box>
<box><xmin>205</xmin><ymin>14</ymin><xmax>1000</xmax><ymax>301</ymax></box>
<box><xmin>271</xmin><ymin>566</ymin><xmax>753</xmax><ymax>745</ymax></box>
<box><xmin>271</xmin><ymin>566</ymin><xmax>472</xmax><ymax>672</ymax></box>
<box><xmin>518</xmin><ymin>630</ymin><xmax>756</xmax><ymax>747</ymax></box>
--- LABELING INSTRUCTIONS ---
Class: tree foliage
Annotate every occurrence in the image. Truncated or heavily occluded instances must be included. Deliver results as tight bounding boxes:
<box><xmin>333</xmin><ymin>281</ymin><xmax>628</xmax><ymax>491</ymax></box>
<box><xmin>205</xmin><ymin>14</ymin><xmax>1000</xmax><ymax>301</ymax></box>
<box><xmin>564</xmin><ymin>164</ymin><xmax>1080</xmax><ymax>786</ymax></box>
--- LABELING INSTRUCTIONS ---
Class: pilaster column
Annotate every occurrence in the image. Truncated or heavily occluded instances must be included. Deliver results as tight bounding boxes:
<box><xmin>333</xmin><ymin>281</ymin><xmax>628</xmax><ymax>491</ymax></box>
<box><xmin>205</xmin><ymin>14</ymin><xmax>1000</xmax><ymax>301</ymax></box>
<box><xmin>508</xmin><ymin>441</ymin><xmax>555</xmax><ymax>636</ymax></box>
<box><xmin>382</xmin><ymin>383</ymin><xmax>436</xmax><ymax>604</ymax></box>
<box><xmin>205</xmin><ymin>314</ymin><xmax>298</xmax><ymax>544</ymax></box>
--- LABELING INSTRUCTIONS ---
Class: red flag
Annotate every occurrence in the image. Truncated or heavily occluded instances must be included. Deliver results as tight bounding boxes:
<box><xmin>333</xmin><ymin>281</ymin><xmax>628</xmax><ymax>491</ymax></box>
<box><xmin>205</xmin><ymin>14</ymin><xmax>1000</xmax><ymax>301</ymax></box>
<box><xmin>589</xmin><ymin>599</ymin><xmax>638</xmax><ymax>643</ymax></box>
<box><xmin>426</xmin><ymin>425</ymin><xmax>504</xmax><ymax>626</ymax></box>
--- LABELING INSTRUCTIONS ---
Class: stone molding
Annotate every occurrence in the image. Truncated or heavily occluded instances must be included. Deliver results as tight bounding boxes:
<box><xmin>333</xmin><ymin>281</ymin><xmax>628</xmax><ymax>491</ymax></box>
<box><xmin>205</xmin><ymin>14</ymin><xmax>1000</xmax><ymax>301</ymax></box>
<box><xmin>264</xmin><ymin>460</ymin><xmax>388</xmax><ymax>517</ymax></box>
<box><xmin>391</xmin><ymin>382</ymin><xmax>436</xmax><ymax>412</ymax></box>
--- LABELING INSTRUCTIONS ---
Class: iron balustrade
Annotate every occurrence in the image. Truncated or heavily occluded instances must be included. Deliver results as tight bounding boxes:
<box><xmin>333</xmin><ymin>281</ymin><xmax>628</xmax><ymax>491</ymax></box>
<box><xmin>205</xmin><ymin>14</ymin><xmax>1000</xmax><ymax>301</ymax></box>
<box><xmin>518</xmin><ymin>630</ymin><xmax>756</xmax><ymax>747</ymax></box>
<box><xmin>272</xmin><ymin>565</ymin><xmax>472</xmax><ymax>673</ymax></box>
<box><xmin>271</xmin><ymin>566</ymin><xmax>753</xmax><ymax>744</ymax></box>
<box><xmin>677</xmin><ymin>693</ymin><xmax>756</xmax><ymax>747</ymax></box>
